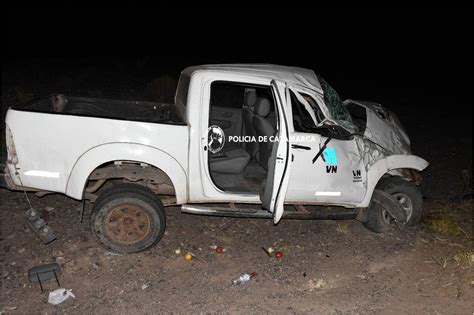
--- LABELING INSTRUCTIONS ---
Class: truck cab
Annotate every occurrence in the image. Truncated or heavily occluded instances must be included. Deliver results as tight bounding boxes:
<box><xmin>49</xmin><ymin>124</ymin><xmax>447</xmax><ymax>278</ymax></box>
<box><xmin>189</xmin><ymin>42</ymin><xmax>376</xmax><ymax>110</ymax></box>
<box><xmin>179</xmin><ymin>65</ymin><xmax>428</xmax><ymax>224</ymax></box>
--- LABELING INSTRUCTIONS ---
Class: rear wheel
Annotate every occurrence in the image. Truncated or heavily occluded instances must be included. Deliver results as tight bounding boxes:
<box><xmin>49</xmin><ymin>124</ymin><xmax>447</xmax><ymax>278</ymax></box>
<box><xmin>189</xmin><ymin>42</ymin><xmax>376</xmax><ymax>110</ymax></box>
<box><xmin>91</xmin><ymin>184</ymin><xmax>166</xmax><ymax>253</ymax></box>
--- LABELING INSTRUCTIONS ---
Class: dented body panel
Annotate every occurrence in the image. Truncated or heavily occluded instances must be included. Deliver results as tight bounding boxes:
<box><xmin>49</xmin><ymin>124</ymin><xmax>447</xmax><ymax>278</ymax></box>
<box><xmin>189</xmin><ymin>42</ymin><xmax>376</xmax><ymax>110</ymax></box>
<box><xmin>2</xmin><ymin>64</ymin><xmax>429</xmax><ymax>223</ymax></box>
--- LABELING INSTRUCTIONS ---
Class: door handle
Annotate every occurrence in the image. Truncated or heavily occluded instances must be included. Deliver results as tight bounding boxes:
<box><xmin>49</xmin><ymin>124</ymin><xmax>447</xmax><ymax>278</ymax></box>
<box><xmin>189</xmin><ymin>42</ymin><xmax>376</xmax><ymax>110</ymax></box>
<box><xmin>291</xmin><ymin>144</ymin><xmax>311</xmax><ymax>150</ymax></box>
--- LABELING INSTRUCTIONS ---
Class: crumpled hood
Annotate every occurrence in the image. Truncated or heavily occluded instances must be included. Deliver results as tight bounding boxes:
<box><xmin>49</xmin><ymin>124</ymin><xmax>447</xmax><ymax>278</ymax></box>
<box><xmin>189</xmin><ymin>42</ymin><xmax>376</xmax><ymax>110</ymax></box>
<box><xmin>346</xmin><ymin>100</ymin><xmax>411</xmax><ymax>155</ymax></box>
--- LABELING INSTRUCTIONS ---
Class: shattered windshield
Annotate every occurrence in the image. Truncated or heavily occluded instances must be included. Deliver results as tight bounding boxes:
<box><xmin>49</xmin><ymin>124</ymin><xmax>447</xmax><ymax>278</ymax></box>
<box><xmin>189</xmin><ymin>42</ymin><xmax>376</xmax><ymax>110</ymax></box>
<box><xmin>318</xmin><ymin>76</ymin><xmax>355</xmax><ymax>132</ymax></box>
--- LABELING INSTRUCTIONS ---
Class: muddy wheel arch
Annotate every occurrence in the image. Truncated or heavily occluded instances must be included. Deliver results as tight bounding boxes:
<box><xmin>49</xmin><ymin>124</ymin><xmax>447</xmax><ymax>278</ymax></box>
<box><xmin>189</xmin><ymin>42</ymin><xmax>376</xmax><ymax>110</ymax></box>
<box><xmin>357</xmin><ymin>154</ymin><xmax>429</xmax><ymax>208</ymax></box>
<box><xmin>65</xmin><ymin>143</ymin><xmax>188</xmax><ymax>203</ymax></box>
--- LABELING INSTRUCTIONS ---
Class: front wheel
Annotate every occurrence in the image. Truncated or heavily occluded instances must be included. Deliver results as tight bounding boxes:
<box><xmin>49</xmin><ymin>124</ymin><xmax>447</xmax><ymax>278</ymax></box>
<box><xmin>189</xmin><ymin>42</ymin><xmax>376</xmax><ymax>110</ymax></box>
<box><xmin>91</xmin><ymin>184</ymin><xmax>166</xmax><ymax>253</ymax></box>
<box><xmin>363</xmin><ymin>177</ymin><xmax>423</xmax><ymax>233</ymax></box>
<box><xmin>377</xmin><ymin>176</ymin><xmax>423</xmax><ymax>226</ymax></box>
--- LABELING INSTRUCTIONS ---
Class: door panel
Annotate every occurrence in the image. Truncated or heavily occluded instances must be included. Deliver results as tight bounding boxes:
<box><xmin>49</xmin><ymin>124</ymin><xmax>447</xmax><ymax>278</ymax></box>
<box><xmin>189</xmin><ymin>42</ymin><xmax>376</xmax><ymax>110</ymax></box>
<box><xmin>286</xmin><ymin>133</ymin><xmax>367</xmax><ymax>205</ymax></box>
<box><xmin>261</xmin><ymin>81</ymin><xmax>291</xmax><ymax>223</ymax></box>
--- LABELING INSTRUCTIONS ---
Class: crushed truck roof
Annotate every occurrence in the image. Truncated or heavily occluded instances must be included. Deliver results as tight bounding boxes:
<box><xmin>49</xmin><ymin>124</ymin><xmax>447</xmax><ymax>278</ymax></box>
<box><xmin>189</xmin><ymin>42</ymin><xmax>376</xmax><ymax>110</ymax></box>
<box><xmin>183</xmin><ymin>64</ymin><xmax>323</xmax><ymax>93</ymax></box>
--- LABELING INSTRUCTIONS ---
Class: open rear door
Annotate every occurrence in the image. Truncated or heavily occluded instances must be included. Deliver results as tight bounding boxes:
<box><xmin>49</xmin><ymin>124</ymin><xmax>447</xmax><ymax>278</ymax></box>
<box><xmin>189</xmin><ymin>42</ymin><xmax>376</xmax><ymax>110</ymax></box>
<box><xmin>261</xmin><ymin>80</ymin><xmax>291</xmax><ymax>224</ymax></box>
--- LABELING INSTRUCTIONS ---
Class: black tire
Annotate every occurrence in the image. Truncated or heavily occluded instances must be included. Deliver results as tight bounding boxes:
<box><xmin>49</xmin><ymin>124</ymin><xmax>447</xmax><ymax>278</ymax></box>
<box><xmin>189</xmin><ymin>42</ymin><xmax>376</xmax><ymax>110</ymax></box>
<box><xmin>377</xmin><ymin>176</ymin><xmax>423</xmax><ymax>226</ymax></box>
<box><xmin>90</xmin><ymin>184</ymin><xmax>166</xmax><ymax>254</ymax></box>
<box><xmin>363</xmin><ymin>189</ymin><xmax>403</xmax><ymax>233</ymax></box>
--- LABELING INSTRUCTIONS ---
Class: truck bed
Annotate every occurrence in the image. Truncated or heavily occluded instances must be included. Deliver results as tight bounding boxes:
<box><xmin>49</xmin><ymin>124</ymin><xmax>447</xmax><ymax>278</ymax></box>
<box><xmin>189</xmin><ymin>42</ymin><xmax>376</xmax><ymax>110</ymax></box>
<box><xmin>14</xmin><ymin>95</ymin><xmax>185</xmax><ymax>125</ymax></box>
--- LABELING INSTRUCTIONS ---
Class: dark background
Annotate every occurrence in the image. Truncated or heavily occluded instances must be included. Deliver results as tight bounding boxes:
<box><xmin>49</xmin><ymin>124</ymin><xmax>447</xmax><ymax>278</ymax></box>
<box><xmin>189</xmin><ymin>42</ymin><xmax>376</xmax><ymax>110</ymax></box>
<box><xmin>6</xmin><ymin>8</ymin><xmax>472</xmax><ymax>108</ymax></box>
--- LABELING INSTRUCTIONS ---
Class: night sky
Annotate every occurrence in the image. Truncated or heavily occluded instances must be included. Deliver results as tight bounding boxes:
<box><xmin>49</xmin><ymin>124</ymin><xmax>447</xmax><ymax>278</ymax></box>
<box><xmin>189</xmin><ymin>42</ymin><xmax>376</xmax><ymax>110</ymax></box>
<box><xmin>6</xmin><ymin>8</ymin><xmax>472</xmax><ymax>109</ymax></box>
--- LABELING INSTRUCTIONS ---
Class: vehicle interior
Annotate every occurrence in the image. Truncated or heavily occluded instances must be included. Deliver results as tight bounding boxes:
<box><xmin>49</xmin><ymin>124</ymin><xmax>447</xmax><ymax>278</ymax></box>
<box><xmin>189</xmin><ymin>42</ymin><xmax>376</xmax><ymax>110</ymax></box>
<box><xmin>208</xmin><ymin>81</ymin><xmax>277</xmax><ymax>193</ymax></box>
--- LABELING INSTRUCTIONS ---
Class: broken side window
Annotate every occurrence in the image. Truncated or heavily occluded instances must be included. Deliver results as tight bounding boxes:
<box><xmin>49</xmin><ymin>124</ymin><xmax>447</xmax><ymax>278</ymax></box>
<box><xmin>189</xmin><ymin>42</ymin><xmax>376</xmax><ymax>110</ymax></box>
<box><xmin>290</xmin><ymin>90</ymin><xmax>317</xmax><ymax>132</ymax></box>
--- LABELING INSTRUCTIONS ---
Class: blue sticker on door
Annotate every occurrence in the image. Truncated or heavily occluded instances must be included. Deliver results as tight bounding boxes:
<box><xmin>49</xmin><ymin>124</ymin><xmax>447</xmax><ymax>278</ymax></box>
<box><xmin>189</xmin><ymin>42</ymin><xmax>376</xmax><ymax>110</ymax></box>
<box><xmin>323</xmin><ymin>148</ymin><xmax>337</xmax><ymax>173</ymax></box>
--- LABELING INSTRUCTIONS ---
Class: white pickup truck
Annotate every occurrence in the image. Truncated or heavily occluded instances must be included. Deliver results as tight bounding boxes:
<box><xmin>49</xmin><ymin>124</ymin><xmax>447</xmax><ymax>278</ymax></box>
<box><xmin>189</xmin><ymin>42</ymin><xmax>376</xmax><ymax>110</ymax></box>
<box><xmin>1</xmin><ymin>64</ymin><xmax>429</xmax><ymax>253</ymax></box>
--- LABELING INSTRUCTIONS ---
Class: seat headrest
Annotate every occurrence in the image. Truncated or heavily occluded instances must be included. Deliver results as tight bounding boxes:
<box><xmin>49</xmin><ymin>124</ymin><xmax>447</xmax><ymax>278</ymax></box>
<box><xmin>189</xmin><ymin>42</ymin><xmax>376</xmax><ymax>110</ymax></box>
<box><xmin>254</xmin><ymin>97</ymin><xmax>271</xmax><ymax>117</ymax></box>
<box><xmin>244</xmin><ymin>91</ymin><xmax>257</xmax><ymax>108</ymax></box>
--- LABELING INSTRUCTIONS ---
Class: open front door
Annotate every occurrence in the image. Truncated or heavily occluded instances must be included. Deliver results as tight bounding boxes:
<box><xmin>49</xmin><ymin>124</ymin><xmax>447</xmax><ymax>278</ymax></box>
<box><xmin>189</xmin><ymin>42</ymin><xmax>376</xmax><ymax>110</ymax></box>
<box><xmin>261</xmin><ymin>80</ymin><xmax>291</xmax><ymax>224</ymax></box>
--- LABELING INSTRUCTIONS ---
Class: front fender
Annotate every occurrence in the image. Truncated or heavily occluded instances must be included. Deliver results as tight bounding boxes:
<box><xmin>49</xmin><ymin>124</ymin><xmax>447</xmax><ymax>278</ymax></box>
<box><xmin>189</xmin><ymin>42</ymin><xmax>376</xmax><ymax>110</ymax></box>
<box><xmin>357</xmin><ymin>154</ymin><xmax>429</xmax><ymax>207</ymax></box>
<box><xmin>66</xmin><ymin>142</ymin><xmax>188</xmax><ymax>204</ymax></box>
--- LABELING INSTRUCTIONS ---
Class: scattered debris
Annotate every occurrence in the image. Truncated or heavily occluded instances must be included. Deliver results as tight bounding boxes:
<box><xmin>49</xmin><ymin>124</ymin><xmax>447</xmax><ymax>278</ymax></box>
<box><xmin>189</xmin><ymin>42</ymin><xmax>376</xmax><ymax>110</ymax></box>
<box><xmin>141</xmin><ymin>283</ymin><xmax>150</xmax><ymax>290</ymax></box>
<box><xmin>184</xmin><ymin>252</ymin><xmax>193</xmax><ymax>261</ymax></box>
<box><xmin>210</xmin><ymin>245</ymin><xmax>225</xmax><ymax>254</ymax></box>
<box><xmin>48</xmin><ymin>288</ymin><xmax>75</xmax><ymax>305</ymax></box>
<box><xmin>18</xmin><ymin>248</ymin><xmax>26</xmax><ymax>254</ymax></box>
<box><xmin>232</xmin><ymin>272</ymin><xmax>257</xmax><ymax>285</ymax></box>
<box><xmin>275</xmin><ymin>251</ymin><xmax>283</xmax><ymax>259</ymax></box>
<box><xmin>25</xmin><ymin>208</ymin><xmax>57</xmax><ymax>244</ymax></box>
<box><xmin>262</xmin><ymin>247</ymin><xmax>274</xmax><ymax>257</ymax></box>
<box><xmin>28</xmin><ymin>263</ymin><xmax>61</xmax><ymax>292</ymax></box>
<box><xmin>174</xmin><ymin>248</ymin><xmax>181</xmax><ymax>255</ymax></box>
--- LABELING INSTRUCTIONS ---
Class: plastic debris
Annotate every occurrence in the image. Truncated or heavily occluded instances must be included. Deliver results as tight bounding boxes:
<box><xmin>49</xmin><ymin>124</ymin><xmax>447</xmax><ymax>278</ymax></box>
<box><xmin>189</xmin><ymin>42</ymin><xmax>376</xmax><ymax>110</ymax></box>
<box><xmin>104</xmin><ymin>251</ymin><xmax>121</xmax><ymax>257</ymax></box>
<box><xmin>232</xmin><ymin>272</ymin><xmax>257</xmax><ymax>285</ymax></box>
<box><xmin>275</xmin><ymin>251</ymin><xmax>283</xmax><ymax>259</ymax></box>
<box><xmin>174</xmin><ymin>248</ymin><xmax>181</xmax><ymax>255</ymax></box>
<box><xmin>48</xmin><ymin>288</ymin><xmax>75</xmax><ymax>305</ymax></box>
<box><xmin>262</xmin><ymin>247</ymin><xmax>274</xmax><ymax>257</ymax></box>
<box><xmin>184</xmin><ymin>252</ymin><xmax>193</xmax><ymax>261</ymax></box>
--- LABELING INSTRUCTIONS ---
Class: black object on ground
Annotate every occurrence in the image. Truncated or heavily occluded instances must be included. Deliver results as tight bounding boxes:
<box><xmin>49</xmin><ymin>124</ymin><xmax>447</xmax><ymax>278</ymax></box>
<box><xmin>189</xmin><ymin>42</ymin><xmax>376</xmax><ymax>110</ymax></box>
<box><xmin>28</xmin><ymin>263</ymin><xmax>61</xmax><ymax>292</ymax></box>
<box><xmin>25</xmin><ymin>208</ymin><xmax>57</xmax><ymax>244</ymax></box>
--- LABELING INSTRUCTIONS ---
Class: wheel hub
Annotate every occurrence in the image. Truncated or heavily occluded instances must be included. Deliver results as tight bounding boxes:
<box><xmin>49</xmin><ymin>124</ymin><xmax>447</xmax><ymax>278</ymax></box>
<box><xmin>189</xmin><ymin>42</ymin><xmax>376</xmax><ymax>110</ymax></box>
<box><xmin>393</xmin><ymin>192</ymin><xmax>413</xmax><ymax>221</ymax></box>
<box><xmin>381</xmin><ymin>192</ymin><xmax>413</xmax><ymax>225</ymax></box>
<box><xmin>104</xmin><ymin>203</ymin><xmax>151</xmax><ymax>244</ymax></box>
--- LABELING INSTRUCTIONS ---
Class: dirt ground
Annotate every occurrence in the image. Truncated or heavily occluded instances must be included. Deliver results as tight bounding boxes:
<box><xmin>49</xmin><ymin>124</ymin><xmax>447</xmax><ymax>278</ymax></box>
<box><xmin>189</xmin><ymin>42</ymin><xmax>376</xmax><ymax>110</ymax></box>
<box><xmin>1</xmin><ymin>65</ymin><xmax>473</xmax><ymax>314</ymax></box>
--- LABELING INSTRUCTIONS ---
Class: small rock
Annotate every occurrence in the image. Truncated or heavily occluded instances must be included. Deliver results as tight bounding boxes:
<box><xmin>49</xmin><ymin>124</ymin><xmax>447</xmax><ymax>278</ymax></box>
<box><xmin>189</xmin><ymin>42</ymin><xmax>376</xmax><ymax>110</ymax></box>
<box><xmin>141</xmin><ymin>283</ymin><xmax>149</xmax><ymax>290</ymax></box>
<box><xmin>18</xmin><ymin>248</ymin><xmax>26</xmax><ymax>254</ymax></box>
<box><xmin>45</xmin><ymin>206</ymin><xmax>55</xmax><ymax>212</ymax></box>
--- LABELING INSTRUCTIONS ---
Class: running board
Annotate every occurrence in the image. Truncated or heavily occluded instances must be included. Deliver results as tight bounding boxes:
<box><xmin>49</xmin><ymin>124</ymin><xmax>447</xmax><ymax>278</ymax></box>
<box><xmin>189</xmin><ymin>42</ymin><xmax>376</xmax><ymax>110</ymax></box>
<box><xmin>181</xmin><ymin>205</ymin><xmax>358</xmax><ymax>220</ymax></box>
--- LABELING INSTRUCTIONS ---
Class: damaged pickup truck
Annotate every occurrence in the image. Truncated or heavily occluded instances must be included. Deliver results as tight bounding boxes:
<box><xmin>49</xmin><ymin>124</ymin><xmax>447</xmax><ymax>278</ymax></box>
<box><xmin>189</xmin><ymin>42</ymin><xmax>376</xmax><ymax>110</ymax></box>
<box><xmin>1</xmin><ymin>64</ymin><xmax>429</xmax><ymax>253</ymax></box>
